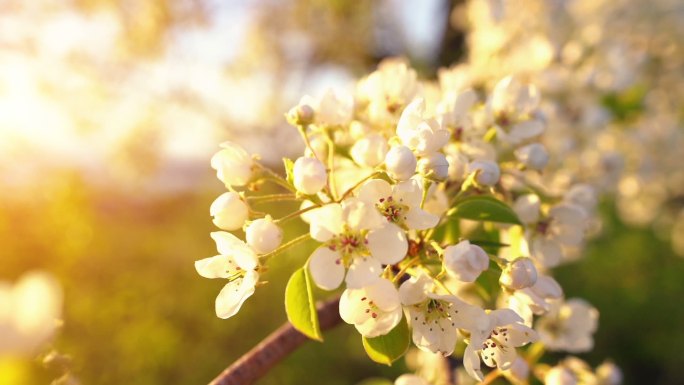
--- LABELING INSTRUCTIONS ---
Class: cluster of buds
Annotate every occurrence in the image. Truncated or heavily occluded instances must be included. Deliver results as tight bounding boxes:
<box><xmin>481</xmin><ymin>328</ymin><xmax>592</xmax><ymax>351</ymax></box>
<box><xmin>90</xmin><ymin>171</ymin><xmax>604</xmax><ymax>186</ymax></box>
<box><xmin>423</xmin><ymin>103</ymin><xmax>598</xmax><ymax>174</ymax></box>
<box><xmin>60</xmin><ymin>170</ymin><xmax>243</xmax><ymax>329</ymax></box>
<box><xmin>196</xmin><ymin>58</ymin><xmax>611</xmax><ymax>383</ymax></box>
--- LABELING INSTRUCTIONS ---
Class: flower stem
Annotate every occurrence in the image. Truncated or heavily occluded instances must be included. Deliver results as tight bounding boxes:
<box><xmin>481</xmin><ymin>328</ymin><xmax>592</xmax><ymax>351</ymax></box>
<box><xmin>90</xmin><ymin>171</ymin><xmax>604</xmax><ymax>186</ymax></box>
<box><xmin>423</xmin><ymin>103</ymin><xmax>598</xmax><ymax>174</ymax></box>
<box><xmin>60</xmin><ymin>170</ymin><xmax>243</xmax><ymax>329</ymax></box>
<box><xmin>209</xmin><ymin>297</ymin><xmax>342</xmax><ymax>385</ymax></box>
<box><xmin>247</xmin><ymin>193</ymin><xmax>300</xmax><ymax>203</ymax></box>
<box><xmin>273</xmin><ymin>204</ymin><xmax>320</xmax><ymax>224</ymax></box>
<box><xmin>325</xmin><ymin>134</ymin><xmax>338</xmax><ymax>201</ymax></box>
<box><xmin>337</xmin><ymin>171</ymin><xmax>382</xmax><ymax>202</ymax></box>
<box><xmin>392</xmin><ymin>255</ymin><xmax>422</xmax><ymax>283</ymax></box>
<box><xmin>261</xmin><ymin>233</ymin><xmax>311</xmax><ymax>261</ymax></box>
<box><xmin>480</xmin><ymin>369</ymin><xmax>501</xmax><ymax>385</ymax></box>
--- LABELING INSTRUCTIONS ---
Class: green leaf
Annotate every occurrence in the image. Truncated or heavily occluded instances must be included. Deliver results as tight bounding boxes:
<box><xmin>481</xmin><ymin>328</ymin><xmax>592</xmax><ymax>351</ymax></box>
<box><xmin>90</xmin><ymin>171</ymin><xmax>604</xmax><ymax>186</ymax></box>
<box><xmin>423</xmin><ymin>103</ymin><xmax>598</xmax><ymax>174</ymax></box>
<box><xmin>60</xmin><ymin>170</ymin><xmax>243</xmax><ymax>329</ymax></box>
<box><xmin>285</xmin><ymin>267</ymin><xmax>322</xmax><ymax>341</ymax></box>
<box><xmin>283</xmin><ymin>157</ymin><xmax>295</xmax><ymax>185</ymax></box>
<box><xmin>449</xmin><ymin>196</ymin><xmax>522</xmax><ymax>225</ymax></box>
<box><xmin>362</xmin><ymin>315</ymin><xmax>410</xmax><ymax>366</ymax></box>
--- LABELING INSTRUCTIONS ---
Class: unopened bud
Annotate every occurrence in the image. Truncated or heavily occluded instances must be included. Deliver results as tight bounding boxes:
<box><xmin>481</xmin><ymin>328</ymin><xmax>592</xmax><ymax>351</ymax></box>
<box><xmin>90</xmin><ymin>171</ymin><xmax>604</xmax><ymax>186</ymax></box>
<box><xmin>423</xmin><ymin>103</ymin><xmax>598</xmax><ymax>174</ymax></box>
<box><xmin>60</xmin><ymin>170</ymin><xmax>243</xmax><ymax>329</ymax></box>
<box><xmin>286</xmin><ymin>103</ymin><xmax>315</xmax><ymax>126</ymax></box>
<box><xmin>385</xmin><ymin>145</ymin><xmax>417</xmax><ymax>180</ymax></box>
<box><xmin>245</xmin><ymin>216</ymin><xmax>283</xmax><ymax>254</ymax></box>
<box><xmin>350</xmin><ymin>133</ymin><xmax>389</xmax><ymax>167</ymax></box>
<box><xmin>545</xmin><ymin>366</ymin><xmax>576</xmax><ymax>385</ymax></box>
<box><xmin>468</xmin><ymin>160</ymin><xmax>500</xmax><ymax>186</ymax></box>
<box><xmin>210</xmin><ymin>192</ymin><xmax>249</xmax><ymax>231</ymax></box>
<box><xmin>417</xmin><ymin>152</ymin><xmax>449</xmax><ymax>181</ymax></box>
<box><xmin>210</xmin><ymin>141</ymin><xmax>254</xmax><ymax>188</ymax></box>
<box><xmin>443</xmin><ymin>240</ymin><xmax>489</xmax><ymax>282</ymax></box>
<box><xmin>500</xmin><ymin>257</ymin><xmax>538</xmax><ymax>290</ymax></box>
<box><xmin>293</xmin><ymin>156</ymin><xmax>327</xmax><ymax>195</ymax></box>
<box><xmin>515</xmin><ymin>143</ymin><xmax>549</xmax><ymax>170</ymax></box>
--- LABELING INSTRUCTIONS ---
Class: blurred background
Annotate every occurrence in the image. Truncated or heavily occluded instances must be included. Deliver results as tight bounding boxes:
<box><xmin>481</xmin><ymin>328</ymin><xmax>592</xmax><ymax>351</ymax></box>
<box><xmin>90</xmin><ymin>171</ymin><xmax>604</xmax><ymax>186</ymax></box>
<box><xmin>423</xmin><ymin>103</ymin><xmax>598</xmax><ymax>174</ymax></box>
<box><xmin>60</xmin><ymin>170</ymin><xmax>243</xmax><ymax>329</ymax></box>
<box><xmin>0</xmin><ymin>0</ymin><xmax>683</xmax><ymax>384</ymax></box>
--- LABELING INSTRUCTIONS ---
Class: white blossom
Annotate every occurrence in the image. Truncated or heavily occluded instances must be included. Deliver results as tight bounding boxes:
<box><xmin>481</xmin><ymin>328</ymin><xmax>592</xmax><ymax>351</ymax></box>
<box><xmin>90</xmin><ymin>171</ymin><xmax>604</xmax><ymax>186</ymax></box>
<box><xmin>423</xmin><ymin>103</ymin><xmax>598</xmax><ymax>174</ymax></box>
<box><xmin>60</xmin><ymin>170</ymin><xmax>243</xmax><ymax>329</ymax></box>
<box><xmin>529</xmin><ymin>204</ymin><xmax>588</xmax><ymax>267</ymax></box>
<box><xmin>293</xmin><ymin>156</ymin><xmax>327</xmax><ymax>195</ymax></box>
<box><xmin>468</xmin><ymin>160</ymin><xmax>500</xmax><ymax>186</ymax></box>
<box><xmin>386</xmin><ymin>145</ymin><xmax>418</xmax><ymax>181</ymax></box>
<box><xmin>513</xmin><ymin>194</ymin><xmax>541</xmax><ymax>225</ymax></box>
<box><xmin>339</xmin><ymin>278</ymin><xmax>402</xmax><ymax>338</ymax></box>
<box><xmin>537</xmin><ymin>298</ymin><xmax>598</xmax><ymax>353</ymax></box>
<box><xmin>443</xmin><ymin>240</ymin><xmax>490</xmax><ymax>282</ymax></box>
<box><xmin>245</xmin><ymin>216</ymin><xmax>283</xmax><ymax>254</ymax></box>
<box><xmin>395</xmin><ymin>374</ymin><xmax>431</xmax><ymax>385</ymax></box>
<box><xmin>210</xmin><ymin>141</ymin><xmax>254</xmax><ymax>188</ymax></box>
<box><xmin>358</xmin><ymin>178</ymin><xmax>439</xmax><ymax>230</ymax></box>
<box><xmin>350</xmin><ymin>133</ymin><xmax>389</xmax><ymax>168</ymax></box>
<box><xmin>210</xmin><ymin>192</ymin><xmax>249</xmax><ymax>231</ymax></box>
<box><xmin>195</xmin><ymin>232</ymin><xmax>259</xmax><ymax>319</ymax></box>
<box><xmin>515</xmin><ymin>143</ymin><xmax>549</xmax><ymax>170</ymax></box>
<box><xmin>545</xmin><ymin>366</ymin><xmax>577</xmax><ymax>385</ymax></box>
<box><xmin>500</xmin><ymin>257</ymin><xmax>538</xmax><ymax>291</ymax></box>
<box><xmin>397</xmin><ymin>98</ymin><xmax>450</xmax><ymax>156</ymax></box>
<box><xmin>418</xmin><ymin>152</ymin><xmax>450</xmax><ymax>181</ymax></box>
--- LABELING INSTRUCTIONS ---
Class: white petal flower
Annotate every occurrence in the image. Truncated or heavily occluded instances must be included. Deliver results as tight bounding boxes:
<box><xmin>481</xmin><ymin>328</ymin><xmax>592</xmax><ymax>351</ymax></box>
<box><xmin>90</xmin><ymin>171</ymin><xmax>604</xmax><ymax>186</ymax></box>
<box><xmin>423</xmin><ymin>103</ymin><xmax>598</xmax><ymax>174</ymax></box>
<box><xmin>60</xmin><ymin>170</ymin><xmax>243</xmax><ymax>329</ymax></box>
<box><xmin>400</xmin><ymin>274</ymin><xmax>487</xmax><ymax>356</ymax></box>
<box><xmin>245</xmin><ymin>217</ymin><xmax>283</xmax><ymax>254</ymax></box>
<box><xmin>499</xmin><ymin>257</ymin><xmax>538</xmax><ymax>291</ymax></box>
<box><xmin>293</xmin><ymin>156</ymin><xmax>327</xmax><ymax>195</ymax></box>
<box><xmin>339</xmin><ymin>278</ymin><xmax>402</xmax><ymax>338</ymax></box>
<box><xmin>463</xmin><ymin>309</ymin><xmax>538</xmax><ymax>381</ymax></box>
<box><xmin>210</xmin><ymin>141</ymin><xmax>253</xmax><ymax>188</ymax></box>
<box><xmin>386</xmin><ymin>145</ymin><xmax>418</xmax><ymax>181</ymax></box>
<box><xmin>529</xmin><ymin>203</ymin><xmax>588</xmax><ymax>267</ymax></box>
<box><xmin>445</xmin><ymin>145</ymin><xmax>469</xmax><ymax>181</ymax></box>
<box><xmin>537</xmin><ymin>298</ymin><xmax>599</xmax><ymax>353</ymax></box>
<box><xmin>515</xmin><ymin>143</ymin><xmax>549</xmax><ymax>170</ymax></box>
<box><xmin>196</xmin><ymin>232</ymin><xmax>260</xmax><ymax>319</ymax></box>
<box><xmin>443</xmin><ymin>240</ymin><xmax>490</xmax><ymax>282</ymax></box>
<box><xmin>564</xmin><ymin>184</ymin><xmax>597</xmax><ymax>214</ymax></box>
<box><xmin>437</xmin><ymin>89</ymin><xmax>478</xmax><ymax>129</ymax></box>
<box><xmin>417</xmin><ymin>152</ymin><xmax>450</xmax><ymax>181</ymax></box>
<box><xmin>511</xmin><ymin>274</ymin><xmax>563</xmax><ymax>317</ymax></box>
<box><xmin>358</xmin><ymin>178</ymin><xmax>439</xmax><ymax>231</ymax></box>
<box><xmin>467</xmin><ymin>160</ymin><xmax>500</xmax><ymax>186</ymax></box>
<box><xmin>367</xmin><ymin>223</ymin><xmax>408</xmax><ymax>265</ymax></box>
<box><xmin>308</xmin><ymin>246</ymin><xmax>346</xmax><ymax>290</ymax></box>
<box><xmin>210</xmin><ymin>192</ymin><xmax>249</xmax><ymax>231</ymax></box>
<box><xmin>350</xmin><ymin>133</ymin><xmax>389</xmax><ymax>167</ymax></box>
<box><xmin>316</xmin><ymin>88</ymin><xmax>354</xmax><ymax>126</ymax></box>
<box><xmin>545</xmin><ymin>366</ymin><xmax>577</xmax><ymax>385</ymax></box>
<box><xmin>513</xmin><ymin>194</ymin><xmax>541</xmax><ymax>225</ymax></box>
<box><xmin>397</xmin><ymin>99</ymin><xmax>450</xmax><ymax>157</ymax></box>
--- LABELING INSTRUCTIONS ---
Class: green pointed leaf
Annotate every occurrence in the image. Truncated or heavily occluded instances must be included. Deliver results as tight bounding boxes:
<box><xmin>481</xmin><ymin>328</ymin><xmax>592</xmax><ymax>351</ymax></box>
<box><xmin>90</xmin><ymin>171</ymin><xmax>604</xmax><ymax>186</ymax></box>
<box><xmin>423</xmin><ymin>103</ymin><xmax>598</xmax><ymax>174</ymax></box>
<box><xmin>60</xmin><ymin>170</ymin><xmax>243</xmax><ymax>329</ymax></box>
<box><xmin>285</xmin><ymin>267</ymin><xmax>322</xmax><ymax>341</ymax></box>
<box><xmin>283</xmin><ymin>158</ymin><xmax>295</xmax><ymax>185</ymax></box>
<box><xmin>362</xmin><ymin>315</ymin><xmax>409</xmax><ymax>366</ymax></box>
<box><xmin>449</xmin><ymin>196</ymin><xmax>522</xmax><ymax>225</ymax></box>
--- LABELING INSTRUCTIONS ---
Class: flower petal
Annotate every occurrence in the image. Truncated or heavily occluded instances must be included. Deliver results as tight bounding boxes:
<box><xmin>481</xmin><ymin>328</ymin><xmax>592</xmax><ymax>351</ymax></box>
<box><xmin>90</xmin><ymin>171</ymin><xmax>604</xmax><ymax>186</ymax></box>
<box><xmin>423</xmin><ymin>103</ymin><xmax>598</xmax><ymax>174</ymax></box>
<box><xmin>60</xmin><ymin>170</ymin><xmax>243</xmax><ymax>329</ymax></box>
<box><xmin>215</xmin><ymin>270</ymin><xmax>258</xmax><ymax>319</ymax></box>
<box><xmin>367</xmin><ymin>223</ymin><xmax>408</xmax><ymax>264</ymax></box>
<box><xmin>345</xmin><ymin>256</ymin><xmax>383</xmax><ymax>289</ymax></box>
<box><xmin>195</xmin><ymin>255</ymin><xmax>236</xmax><ymax>279</ymax></box>
<box><xmin>342</xmin><ymin>198</ymin><xmax>385</xmax><ymax>231</ymax></box>
<box><xmin>308</xmin><ymin>247</ymin><xmax>345</xmax><ymax>290</ymax></box>
<box><xmin>399</xmin><ymin>274</ymin><xmax>431</xmax><ymax>306</ymax></box>
<box><xmin>366</xmin><ymin>278</ymin><xmax>400</xmax><ymax>311</ymax></box>
<box><xmin>358</xmin><ymin>179</ymin><xmax>392</xmax><ymax>205</ymax></box>
<box><xmin>392</xmin><ymin>179</ymin><xmax>422</xmax><ymax>207</ymax></box>
<box><xmin>463</xmin><ymin>345</ymin><xmax>485</xmax><ymax>382</ymax></box>
<box><xmin>404</xmin><ymin>207</ymin><xmax>440</xmax><ymax>230</ymax></box>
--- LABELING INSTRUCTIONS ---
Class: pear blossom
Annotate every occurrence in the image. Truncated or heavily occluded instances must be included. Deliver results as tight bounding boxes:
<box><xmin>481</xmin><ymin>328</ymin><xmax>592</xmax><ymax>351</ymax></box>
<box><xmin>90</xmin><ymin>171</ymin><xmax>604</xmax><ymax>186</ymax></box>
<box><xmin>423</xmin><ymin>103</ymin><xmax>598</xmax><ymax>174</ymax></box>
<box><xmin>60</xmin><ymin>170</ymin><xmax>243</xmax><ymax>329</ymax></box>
<box><xmin>210</xmin><ymin>192</ymin><xmax>249</xmax><ymax>231</ymax></box>
<box><xmin>537</xmin><ymin>298</ymin><xmax>598</xmax><ymax>353</ymax></box>
<box><xmin>358</xmin><ymin>178</ymin><xmax>439</xmax><ymax>231</ymax></box>
<box><xmin>564</xmin><ymin>184</ymin><xmax>598</xmax><ymax>214</ymax></box>
<box><xmin>504</xmin><ymin>357</ymin><xmax>530</xmax><ymax>384</ymax></box>
<box><xmin>245</xmin><ymin>216</ymin><xmax>283</xmax><ymax>254</ymax></box>
<box><xmin>443</xmin><ymin>240</ymin><xmax>490</xmax><ymax>282</ymax></box>
<box><xmin>293</xmin><ymin>156</ymin><xmax>327</xmax><ymax>195</ymax></box>
<box><xmin>210</xmin><ymin>141</ymin><xmax>254</xmax><ymax>188</ymax></box>
<box><xmin>488</xmin><ymin>76</ymin><xmax>545</xmax><ymax>145</ymax></box>
<box><xmin>385</xmin><ymin>145</ymin><xmax>418</xmax><ymax>181</ymax></box>
<box><xmin>515</xmin><ymin>143</ymin><xmax>549</xmax><ymax>170</ymax></box>
<box><xmin>359</xmin><ymin>58</ymin><xmax>419</xmax><ymax>122</ymax></box>
<box><xmin>299</xmin><ymin>89</ymin><xmax>353</xmax><ymax>127</ymax></box>
<box><xmin>467</xmin><ymin>160</ymin><xmax>500</xmax><ymax>186</ymax></box>
<box><xmin>513</xmin><ymin>194</ymin><xmax>541</xmax><ymax>225</ymax></box>
<box><xmin>350</xmin><ymin>133</ymin><xmax>389</xmax><ymax>168</ymax></box>
<box><xmin>195</xmin><ymin>232</ymin><xmax>259</xmax><ymax>319</ymax></box>
<box><xmin>596</xmin><ymin>361</ymin><xmax>623</xmax><ymax>385</ymax></box>
<box><xmin>445</xmin><ymin>145</ymin><xmax>469</xmax><ymax>181</ymax></box>
<box><xmin>307</xmin><ymin>199</ymin><xmax>408</xmax><ymax>290</ymax></box>
<box><xmin>400</xmin><ymin>274</ymin><xmax>486</xmax><ymax>355</ymax></box>
<box><xmin>499</xmin><ymin>257</ymin><xmax>538</xmax><ymax>291</ymax></box>
<box><xmin>463</xmin><ymin>309</ymin><xmax>538</xmax><ymax>381</ymax></box>
<box><xmin>508</xmin><ymin>274</ymin><xmax>564</xmax><ymax>323</ymax></box>
<box><xmin>529</xmin><ymin>204</ymin><xmax>588</xmax><ymax>267</ymax></box>
<box><xmin>397</xmin><ymin>98</ymin><xmax>450</xmax><ymax>156</ymax></box>
<box><xmin>437</xmin><ymin>89</ymin><xmax>478</xmax><ymax>130</ymax></box>
<box><xmin>285</xmin><ymin>101</ymin><xmax>315</xmax><ymax>126</ymax></box>
<box><xmin>417</xmin><ymin>153</ymin><xmax>449</xmax><ymax>181</ymax></box>
<box><xmin>339</xmin><ymin>278</ymin><xmax>402</xmax><ymax>338</ymax></box>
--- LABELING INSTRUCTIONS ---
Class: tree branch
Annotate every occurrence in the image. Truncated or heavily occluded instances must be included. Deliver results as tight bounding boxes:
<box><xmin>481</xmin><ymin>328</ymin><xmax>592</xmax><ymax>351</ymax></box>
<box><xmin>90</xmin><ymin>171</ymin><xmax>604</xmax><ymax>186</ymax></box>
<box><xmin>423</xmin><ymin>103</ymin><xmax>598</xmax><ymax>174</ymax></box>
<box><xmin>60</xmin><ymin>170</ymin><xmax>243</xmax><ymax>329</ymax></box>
<box><xmin>209</xmin><ymin>296</ymin><xmax>342</xmax><ymax>385</ymax></box>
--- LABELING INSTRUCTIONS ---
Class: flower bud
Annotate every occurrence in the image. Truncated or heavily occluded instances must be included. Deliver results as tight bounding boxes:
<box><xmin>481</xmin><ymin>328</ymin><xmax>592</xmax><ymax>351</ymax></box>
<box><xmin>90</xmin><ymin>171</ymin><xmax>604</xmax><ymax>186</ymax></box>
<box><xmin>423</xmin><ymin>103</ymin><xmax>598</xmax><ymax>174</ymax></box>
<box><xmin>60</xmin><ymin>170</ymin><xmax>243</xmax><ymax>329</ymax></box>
<box><xmin>286</xmin><ymin>102</ymin><xmax>315</xmax><ymax>126</ymax></box>
<box><xmin>395</xmin><ymin>374</ymin><xmax>429</xmax><ymax>385</ymax></box>
<box><xmin>293</xmin><ymin>157</ymin><xmax>327</xmax><ymax>195</ymax></box>
<box><xmin>210</xmin><ymin>141</ymin><xmax>254</xmax><ymax>187</ymax></box>
<box><xmin>350</xmin><ymin>133</ymin><xmax>389</xmax><ymax>167</ymax></box>
<box><xmin>417</xmin><ymin>152</ymin><xmax>449</xmax><ymax>181</ymax></box>
<box><xmin>596</xmin><ymin>361</ymin><xmax>622</xmax><ymax>385</ymax></box>
<box><xmin>245</xmin><ymin>216</ymin><xmax>283</xmax><ymax>254</ymax></box>
<box><xmin>446</xmin><ymin>147</ymin><xmax>468</xmax><ymax>180</ymax></box>
<box><xmin>210</xmin><ymin>192</ymin><xmax>249</xmax><ymax>231</ymax></box>
<box><xmin>468</xmin><ymin>160</ymin><xmax>500</xmax><ymax>186</ymax></box>
<box><xmin>513</xmin><ymin>194</ymin><xmax>541</xmax><ymax>224</ymax></box>
<box><xmin>443</xmin><ymin>240</ymin><xmax>489</xmax><ymax>282</ymax></box>
<box><xmin>385</xmin><ymin>145</ymin><xmax>417</xmax><ymax>180</ymax></box>
<box><xmin>544</xmin><ymin>366</ymin><xmax>576</xmax><ymax>385</ymax></box>
<box><xmin>500</xmin><ymin>257</ymin><xmax>538</xmax><ymax>290</ymax></box>
<box><xmin>515</xmin><ymin>143</ymin><xmax>549</xmax><ymax>170</ymax></box>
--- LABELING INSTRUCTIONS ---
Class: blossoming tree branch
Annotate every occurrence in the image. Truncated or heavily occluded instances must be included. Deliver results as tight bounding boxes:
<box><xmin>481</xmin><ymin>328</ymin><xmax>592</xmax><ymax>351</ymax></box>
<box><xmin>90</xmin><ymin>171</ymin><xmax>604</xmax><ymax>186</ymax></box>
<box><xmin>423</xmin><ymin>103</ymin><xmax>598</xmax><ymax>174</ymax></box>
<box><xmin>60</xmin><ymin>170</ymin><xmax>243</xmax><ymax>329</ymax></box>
<box><xmin>196</xmin><ymin>59</ymin><xmax>620</xmax><ymax>385</ymax></box>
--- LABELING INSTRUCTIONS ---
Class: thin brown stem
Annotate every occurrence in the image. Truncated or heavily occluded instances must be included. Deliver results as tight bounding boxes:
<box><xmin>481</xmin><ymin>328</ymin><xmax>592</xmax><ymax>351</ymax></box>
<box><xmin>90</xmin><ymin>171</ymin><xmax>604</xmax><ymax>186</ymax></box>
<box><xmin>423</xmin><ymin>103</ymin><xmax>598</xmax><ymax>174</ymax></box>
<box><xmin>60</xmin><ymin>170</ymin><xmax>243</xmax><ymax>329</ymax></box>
<box><xmin>208</xmin><ymin>297</ymin><xmax>342</xmax><ymax>385</ymax></box>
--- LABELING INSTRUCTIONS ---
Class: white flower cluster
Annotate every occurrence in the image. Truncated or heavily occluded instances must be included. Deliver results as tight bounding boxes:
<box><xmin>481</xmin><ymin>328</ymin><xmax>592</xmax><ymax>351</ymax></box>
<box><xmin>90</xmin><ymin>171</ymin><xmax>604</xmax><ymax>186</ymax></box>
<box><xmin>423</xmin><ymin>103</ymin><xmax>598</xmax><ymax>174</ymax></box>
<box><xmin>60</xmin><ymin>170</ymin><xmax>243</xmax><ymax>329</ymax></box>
<box><xmin>196</xmin><ymin>59</ymin><xmax>611</xmax><ymax>383</ymax></box>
